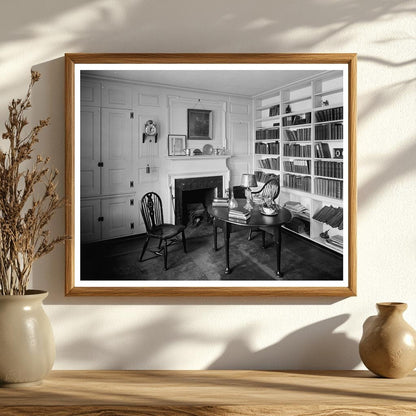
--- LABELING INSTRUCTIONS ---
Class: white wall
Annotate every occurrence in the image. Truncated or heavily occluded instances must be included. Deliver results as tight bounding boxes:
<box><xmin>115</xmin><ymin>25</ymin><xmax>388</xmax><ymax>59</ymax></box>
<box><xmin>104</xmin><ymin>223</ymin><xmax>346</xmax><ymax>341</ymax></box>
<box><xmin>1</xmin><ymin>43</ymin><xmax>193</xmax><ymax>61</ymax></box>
<box><xmin>0</xmin><ymin>0</ymin><xmax>415</xmax><ymax>370</ymax></box>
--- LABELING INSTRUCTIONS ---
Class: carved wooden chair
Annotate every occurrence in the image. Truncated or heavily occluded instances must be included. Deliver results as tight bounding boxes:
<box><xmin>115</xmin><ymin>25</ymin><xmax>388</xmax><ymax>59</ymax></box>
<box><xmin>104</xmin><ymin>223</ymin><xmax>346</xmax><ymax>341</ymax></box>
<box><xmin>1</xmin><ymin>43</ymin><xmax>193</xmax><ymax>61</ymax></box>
<box><xmin>248</xmin><ymin>177</ymin><xmax>281</xmax><ymax>242</ymax></box>
<box><xmin>140</xmin><ymin>192</ymin><xmax>186</xmax><ymax>270</ymax></box>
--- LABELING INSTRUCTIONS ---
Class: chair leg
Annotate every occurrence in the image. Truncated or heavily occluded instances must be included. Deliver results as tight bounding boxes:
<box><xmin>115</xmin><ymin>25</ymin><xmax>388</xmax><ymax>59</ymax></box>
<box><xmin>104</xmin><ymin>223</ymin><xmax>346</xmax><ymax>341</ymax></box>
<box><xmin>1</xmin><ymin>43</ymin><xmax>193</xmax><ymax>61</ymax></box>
<box><xmin>140</xmin><ymin>236</ymin><xmax>150</xmax><ymax>262</ymax></box>
<box><xmin>182</xmin><ymin>230</ymin><xmax>187</xmax><ymax>253</ymax></box>
<box><xmin>158</xmin><ymin>238</ymin><xmax>163</xmax><ymax>249</ymax></box>
<box><xmin>248</xmin><ymin>229</ymin><xmax>253</xmax><ymax>241</ymax></box>
<box><xmin>163</xmin><ymin>239</ymin><xmax>168</xmax><ymax>270</ymax></box>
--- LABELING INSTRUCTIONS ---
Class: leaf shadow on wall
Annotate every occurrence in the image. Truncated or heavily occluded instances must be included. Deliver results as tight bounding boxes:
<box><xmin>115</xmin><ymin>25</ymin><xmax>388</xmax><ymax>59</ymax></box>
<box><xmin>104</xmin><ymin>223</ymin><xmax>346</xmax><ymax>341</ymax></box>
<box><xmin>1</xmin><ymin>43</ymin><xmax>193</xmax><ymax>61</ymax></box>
<box><xmin>53</xmin><ymin>309</ymin><xmax>359</xmax><ymax>370</ymax></box>
<box><xmin>207</xmin><ymin>314</ymin><xmax>360</xmax><ymax>370</ymax></box>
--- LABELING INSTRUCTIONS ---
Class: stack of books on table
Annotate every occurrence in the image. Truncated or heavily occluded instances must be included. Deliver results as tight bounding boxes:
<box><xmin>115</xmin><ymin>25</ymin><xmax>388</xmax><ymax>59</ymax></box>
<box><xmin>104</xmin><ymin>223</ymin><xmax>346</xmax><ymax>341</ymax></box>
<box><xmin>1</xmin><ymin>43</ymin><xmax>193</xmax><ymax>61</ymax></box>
<box><xmin>212</xmin><ymin>197</ymin><xmax>229</xmax><ymax>207</ymax></box>
<box><xmin>228</xmin><ymin>208</ymin><xmax>251</xmax><ymax>222</ymax></box>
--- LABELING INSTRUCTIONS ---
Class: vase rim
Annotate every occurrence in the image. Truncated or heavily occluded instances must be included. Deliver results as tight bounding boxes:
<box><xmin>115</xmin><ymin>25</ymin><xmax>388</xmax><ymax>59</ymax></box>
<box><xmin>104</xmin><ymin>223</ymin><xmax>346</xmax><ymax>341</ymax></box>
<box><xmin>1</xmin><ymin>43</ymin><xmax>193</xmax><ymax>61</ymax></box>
<box><xmin>0</xmin><ymin>290</ymin><xmax>48</xmax><ymax>300</ymax></box>
<box><xmin>377</xmin><ymin>302</ymin><xmax>407</xmax><ymax>310</ymax></box>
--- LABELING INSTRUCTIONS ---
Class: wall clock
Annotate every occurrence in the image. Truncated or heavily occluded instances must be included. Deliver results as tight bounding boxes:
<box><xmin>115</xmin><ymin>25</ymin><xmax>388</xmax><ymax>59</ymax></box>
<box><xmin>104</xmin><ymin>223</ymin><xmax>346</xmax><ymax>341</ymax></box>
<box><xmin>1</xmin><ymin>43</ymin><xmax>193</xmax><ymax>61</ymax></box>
<box><xmin>143</xmin><ymin>120</ymin><xmax>158</xmax><ymax>143</ymax></box>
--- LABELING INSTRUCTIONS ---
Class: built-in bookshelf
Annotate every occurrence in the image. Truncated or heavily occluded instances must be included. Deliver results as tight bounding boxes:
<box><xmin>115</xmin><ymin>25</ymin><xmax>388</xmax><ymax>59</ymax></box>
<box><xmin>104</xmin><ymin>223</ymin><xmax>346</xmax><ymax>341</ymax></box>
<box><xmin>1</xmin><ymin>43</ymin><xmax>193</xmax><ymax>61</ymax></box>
<box><xmin>252</xmin><ymin>71</ymin><xmax>345</xmax><ymax>253</ymax></box>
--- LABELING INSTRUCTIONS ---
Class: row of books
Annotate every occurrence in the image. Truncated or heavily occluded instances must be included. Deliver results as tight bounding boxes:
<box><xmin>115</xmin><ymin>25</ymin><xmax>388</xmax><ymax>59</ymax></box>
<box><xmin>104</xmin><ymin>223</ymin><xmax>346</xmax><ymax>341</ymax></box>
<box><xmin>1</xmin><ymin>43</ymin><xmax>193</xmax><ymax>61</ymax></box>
<box><xmin>315</xmin><ymin>142</ymin><xmax>332</xmax><ymax>158</ymax></box>
<box><xmin>229</xmin><ymin>207</ymin><xmax>251</xmax><ymax>222</ymax></box>
<box><xmin>283</xmin><ymin>159</ymin><xmax>311</xmax><ymax>174</ymax></box>
<box><xmin>282</xmin><ymin>112</ymin><xmax>311</xmax><ymax>126</ymax></box>
<box><xmin>256</xmin><ymin>128</ymin><xmax>280</xmax><ymax>141</ymax></box>
<box><xmin>255</xmin><ymin>141</ymin><xmax>279</xmax><ymax>155</ymax></box>
<box><xmin>254</xmin><ymin>171</ymin><xmax>279</xmax><ymax>184</ymax></box>
<box><xmin>283</xmin><ymin>174</ymin><xmax>311</xmax><ymax>192</ymax></box>
<box><xmin>283</xmin><ymin>143</ymin><xmax>312</xmax><ymax>158</ymax></box>
<box><xmin>313</xmin><ymin>205</ymin><xmax>343</xmax><ymax>229</ymax></box>
<box><xmin>314</xmin><ymin>161</ymin><xmax>343</xmax><ymax>178</ymax></box>
<box><xmin>283</xmin><ymin>128</ymin><xmax>311</xmax><ymax>142</ymax></box>
<box><xmin>315</xmin><ymin>123</ymin><xmax>343</xmax><ymax>140</ymax></box>
<box><xmin>314</xmin><ymin>178</ymin><xmax>343</xmax><ymax>199</ymax></box>
<box><xmin>315</xmin><ymin>106</ymin><xmax>343</xmax><ymax>122</ymax></box>
<box><xmin>269</xmin><ymin>104</ymin><xmax>280</xmax><ymax>117</ymax></box>
<box><xmin>258</xmin><ymin>157</ymin><xmax>280</xmax><ymax>170</ymax></box>
<box><xmin>212</xmin><ymin>197</ymin><xmax>229</xmax><ymax>208</ymax></box>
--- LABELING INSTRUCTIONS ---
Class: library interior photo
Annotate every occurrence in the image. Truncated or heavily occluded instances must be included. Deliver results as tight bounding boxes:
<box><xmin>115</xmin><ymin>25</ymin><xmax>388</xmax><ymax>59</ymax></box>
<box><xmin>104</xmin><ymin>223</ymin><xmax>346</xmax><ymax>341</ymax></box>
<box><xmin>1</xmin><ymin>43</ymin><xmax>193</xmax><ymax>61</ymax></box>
<box><xmin>79</xmin><ymin>66</ymin><xmax>346</xmax><ymax>282</ymax></box>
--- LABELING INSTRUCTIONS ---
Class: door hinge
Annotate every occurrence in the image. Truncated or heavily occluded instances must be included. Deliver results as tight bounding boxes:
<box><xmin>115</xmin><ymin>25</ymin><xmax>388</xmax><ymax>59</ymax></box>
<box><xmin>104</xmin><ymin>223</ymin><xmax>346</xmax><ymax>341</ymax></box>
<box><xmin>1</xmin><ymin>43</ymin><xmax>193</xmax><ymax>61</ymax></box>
<box><xmin>130</xmin><ymin>199</ymin><xmax>134</xmax><ymax>206</ymax></box>
<box><xmin>130</xmin><ymin>112</ymin><xmax>134</xmax><ymax>119</ymax></box>
<box><xmin>98</xmin><ymin>162</ymin><xmax>104</xmax><ymax>167</ymax></box>
<box><xmin>130</xmin><ymin>222</ymin><xmax>134</xmax><ymax>229</ymax></box>
<box><xmin>98</xmin><ymin>216</ymin><xmax>104</xmax><ymax>222</ymax></box>
<box><xmin>130</xmin><ymin>181</ymin><xmax>134</xmax><ymax>188</ymax></box>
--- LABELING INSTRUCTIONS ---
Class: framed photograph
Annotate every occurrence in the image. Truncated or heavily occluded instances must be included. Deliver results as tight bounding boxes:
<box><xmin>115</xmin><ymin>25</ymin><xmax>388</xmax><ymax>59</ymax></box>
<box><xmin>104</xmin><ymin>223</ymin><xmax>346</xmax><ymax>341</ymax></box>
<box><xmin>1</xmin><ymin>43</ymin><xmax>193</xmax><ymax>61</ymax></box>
<box><xmin>187</xmin><ymin>109</ymin><xmax>213</xmax><ymax>140</ymax></box>
<box><xmin>65</xmin><ymin>53</ymin><xmax>356</xmax><ymax>297</ymax></box>
<box><xmin>168</xmin><ymin>134</ymin><xmax>186</xmax><ymax>156</ymax></box>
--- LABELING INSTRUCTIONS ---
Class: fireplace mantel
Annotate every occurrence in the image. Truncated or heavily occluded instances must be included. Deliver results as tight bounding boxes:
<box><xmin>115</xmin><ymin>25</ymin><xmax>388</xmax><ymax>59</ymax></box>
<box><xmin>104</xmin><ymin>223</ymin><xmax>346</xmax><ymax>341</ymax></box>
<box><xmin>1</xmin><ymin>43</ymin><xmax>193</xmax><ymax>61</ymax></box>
<box><xmin>166</xmin><ymin>155</ymin><xmax>230</xmax><ymax>161</ymax></box>
<box><xmin>166</xmin><ymin>155</ymin><xmax>231</xmax><ymax>223</ymax></box>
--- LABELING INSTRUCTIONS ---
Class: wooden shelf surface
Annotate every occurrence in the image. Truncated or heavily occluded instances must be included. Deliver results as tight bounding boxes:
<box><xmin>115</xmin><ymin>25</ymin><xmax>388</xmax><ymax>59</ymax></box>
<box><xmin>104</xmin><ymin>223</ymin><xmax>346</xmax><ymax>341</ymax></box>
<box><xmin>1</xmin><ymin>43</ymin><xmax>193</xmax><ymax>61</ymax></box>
<box><xmin>1</xmin><ymin>370</ymin><xmax>415</xmax><ymax>415</ymax></box>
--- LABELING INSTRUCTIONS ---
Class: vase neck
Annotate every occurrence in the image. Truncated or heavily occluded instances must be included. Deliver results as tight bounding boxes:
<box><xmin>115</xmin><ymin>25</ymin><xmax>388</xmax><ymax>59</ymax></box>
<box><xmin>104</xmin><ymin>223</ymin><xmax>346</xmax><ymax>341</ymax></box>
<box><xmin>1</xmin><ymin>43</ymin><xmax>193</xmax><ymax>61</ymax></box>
<box><xmin>377</xmin><ymin>302</ymin><xmax>407</xmax><ymax>316</ymax></box>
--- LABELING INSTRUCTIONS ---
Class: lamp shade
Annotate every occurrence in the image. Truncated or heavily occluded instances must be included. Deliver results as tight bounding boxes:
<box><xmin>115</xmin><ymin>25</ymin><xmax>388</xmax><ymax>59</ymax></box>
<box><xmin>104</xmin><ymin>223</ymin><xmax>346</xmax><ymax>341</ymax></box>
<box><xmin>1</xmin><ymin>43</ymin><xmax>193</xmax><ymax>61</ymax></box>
<box><xmin>241</xmin><ymin>174</ymin><xmax>258</xmax><ymax>188</ymax></box>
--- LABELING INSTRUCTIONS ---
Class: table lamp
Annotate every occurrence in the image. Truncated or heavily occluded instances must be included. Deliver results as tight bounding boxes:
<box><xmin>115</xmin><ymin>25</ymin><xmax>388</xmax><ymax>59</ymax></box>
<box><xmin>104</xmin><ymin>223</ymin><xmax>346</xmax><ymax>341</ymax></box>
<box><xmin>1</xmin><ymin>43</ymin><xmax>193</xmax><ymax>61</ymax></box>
<box><xmin>241</xmin><ymin>173</ymin><xmax>257</xmax><ymax>210</ymax></box>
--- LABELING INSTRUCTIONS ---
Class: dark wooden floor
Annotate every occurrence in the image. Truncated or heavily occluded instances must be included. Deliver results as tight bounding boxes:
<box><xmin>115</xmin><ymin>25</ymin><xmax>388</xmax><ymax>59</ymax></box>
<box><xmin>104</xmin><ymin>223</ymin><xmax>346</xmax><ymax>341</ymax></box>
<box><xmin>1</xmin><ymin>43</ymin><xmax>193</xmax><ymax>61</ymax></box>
<box><xmin>81</xmin><ymin>223</ymin><xmax>343</xmax><ymax>281</ymax></box>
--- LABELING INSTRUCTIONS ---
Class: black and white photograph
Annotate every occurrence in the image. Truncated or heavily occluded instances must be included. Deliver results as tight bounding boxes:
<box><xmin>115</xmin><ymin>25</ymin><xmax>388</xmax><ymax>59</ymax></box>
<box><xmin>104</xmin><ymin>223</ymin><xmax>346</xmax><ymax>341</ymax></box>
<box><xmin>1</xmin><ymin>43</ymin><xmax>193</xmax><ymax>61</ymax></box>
<box><xmin>66</xmin><ymin>54</ymin><xmax>356</xmax><ymax>296</ymax></box>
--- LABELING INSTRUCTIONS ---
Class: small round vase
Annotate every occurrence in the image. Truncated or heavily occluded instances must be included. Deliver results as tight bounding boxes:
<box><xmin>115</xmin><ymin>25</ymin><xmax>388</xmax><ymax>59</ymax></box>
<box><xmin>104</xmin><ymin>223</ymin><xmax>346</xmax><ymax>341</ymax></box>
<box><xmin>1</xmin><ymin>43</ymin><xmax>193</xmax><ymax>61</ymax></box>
<box><xmin>0</xmin><ymin>290</ymin><xmax>55</xmax><ymax>387</ymax></box>
<box><xmin>359</xmin><ymin>302</ymin><xmax>416</xmax><ymax>378</ymax></box>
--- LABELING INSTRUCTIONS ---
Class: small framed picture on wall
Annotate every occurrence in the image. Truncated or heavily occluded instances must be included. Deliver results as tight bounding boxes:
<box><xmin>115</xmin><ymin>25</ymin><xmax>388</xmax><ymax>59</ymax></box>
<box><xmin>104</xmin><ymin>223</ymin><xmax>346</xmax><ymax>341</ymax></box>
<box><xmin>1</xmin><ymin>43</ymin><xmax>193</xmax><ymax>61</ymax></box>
<box><xmin>168</xmin><ymin>134</ymin><xmax>187</xmax><ymax>156</ymax></box>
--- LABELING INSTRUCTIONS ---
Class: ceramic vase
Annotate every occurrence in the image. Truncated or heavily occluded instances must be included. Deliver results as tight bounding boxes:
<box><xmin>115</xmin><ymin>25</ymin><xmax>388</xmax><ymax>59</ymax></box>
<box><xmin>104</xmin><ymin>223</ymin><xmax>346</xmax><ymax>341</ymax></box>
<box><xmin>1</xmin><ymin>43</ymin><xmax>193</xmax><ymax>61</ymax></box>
<box><xmin>359</xmin><ymin>302</ymin><xmax>416</xmax><ymax>378</ymax></box>
<box><xmin>0</xmin><ymin>290</ymin><xmax>55</xmax><ymax>387</ymax></box>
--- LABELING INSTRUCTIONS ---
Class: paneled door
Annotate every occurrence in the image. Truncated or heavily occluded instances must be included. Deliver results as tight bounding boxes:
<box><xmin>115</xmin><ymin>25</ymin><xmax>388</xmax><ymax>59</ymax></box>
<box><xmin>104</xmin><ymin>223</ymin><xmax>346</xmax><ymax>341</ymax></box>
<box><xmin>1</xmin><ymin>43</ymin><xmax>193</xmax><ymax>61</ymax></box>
<box><xmin>80</xmin><ymin>106</ymin><xmax>101</xmax><ymax>197</ymax></box>
<box><xmin>101</xmin><ymin>108</ymin><xmax>134</xmax><ymax>195</ymax></box>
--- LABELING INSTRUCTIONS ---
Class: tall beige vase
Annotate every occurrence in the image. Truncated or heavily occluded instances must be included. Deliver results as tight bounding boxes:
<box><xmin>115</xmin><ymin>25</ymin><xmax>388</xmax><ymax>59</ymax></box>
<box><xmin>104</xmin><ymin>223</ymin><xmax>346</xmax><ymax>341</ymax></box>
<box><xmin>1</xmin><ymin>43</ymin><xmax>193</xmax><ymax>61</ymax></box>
<box><xmin>359</xmin><ymin>302</ymin><xmax>416</xmax><ymax>378</ymax></box>
<box><xmin>0</xmin><ymin>290</ymin><xmax>55</xmax><ymax>387</ymax></box>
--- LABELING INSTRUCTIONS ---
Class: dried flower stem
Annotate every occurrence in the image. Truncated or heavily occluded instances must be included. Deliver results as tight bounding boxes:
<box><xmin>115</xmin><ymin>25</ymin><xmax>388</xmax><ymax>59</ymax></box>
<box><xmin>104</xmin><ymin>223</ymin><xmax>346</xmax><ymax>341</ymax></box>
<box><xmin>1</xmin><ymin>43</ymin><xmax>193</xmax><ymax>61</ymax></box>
<box><xmin>0</xmin><ymin>71</ymin><xmax>66</xmax><ymax>295</ymax></box>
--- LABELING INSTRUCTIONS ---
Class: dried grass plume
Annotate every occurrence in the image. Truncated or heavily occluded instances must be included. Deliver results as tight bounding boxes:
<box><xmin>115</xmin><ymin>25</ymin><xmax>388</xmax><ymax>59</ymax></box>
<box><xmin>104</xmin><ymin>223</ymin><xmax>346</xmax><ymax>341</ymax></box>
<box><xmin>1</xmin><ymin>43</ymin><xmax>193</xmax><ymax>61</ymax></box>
<box><xmin>0</xmin><ymin>71</ymin><xmax>66</xmax><ymax>295</ymax></box>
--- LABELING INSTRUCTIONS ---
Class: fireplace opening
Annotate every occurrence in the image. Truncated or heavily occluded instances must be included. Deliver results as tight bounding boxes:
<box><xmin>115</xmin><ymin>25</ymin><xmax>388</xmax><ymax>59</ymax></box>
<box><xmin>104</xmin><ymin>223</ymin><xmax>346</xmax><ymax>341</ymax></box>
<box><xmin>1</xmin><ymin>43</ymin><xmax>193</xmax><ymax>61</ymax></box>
<box><xmin>184</xmin><ymin>188</ymin><xmax>217</xmax><ymax>226</ymax></box>
<box><xmin>174</xmin><ymin>176</ymin><xmax>223</xmax><ymax>225</ymax></box>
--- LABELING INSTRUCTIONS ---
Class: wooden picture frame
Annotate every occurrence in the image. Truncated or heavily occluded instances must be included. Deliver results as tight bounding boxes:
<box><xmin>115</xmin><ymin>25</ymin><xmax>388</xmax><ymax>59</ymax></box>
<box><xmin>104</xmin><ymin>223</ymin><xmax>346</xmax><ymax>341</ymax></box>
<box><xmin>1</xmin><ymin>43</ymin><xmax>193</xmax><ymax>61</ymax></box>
<box><xmin>168</xmin><ymin>134</ymin><xmax>187</xmax><ymax>156</ymax></box>
<box><xmin>65</xmin><ymin>53</ymin><xmax>357</xmax><ymax>297</ymax></box>
<box><xmin>187</xmin><ymin>109</ymin><xmax>213</xmax><ymax>140</ymax></box>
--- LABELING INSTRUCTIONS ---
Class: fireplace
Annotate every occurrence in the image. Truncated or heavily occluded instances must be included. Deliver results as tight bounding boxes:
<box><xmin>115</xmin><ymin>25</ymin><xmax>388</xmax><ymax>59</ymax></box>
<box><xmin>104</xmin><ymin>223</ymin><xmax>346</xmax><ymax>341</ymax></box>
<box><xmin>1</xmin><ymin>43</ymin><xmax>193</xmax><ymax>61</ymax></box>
<box><xmin>174</xmin><ymin>176</ymin><xmax>223</xmax><ymax>225</ymax></box>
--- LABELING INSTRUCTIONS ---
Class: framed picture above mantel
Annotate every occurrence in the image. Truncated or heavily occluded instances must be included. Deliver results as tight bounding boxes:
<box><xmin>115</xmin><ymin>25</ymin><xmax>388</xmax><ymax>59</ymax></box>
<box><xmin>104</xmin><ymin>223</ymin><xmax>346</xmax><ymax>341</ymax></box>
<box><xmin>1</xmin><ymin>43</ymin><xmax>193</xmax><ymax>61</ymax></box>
<box><xmin>65</xmin><ymin>53</ymin><xmax>357</xmax><ymax>297</ymax></box>
<box><xmin>187</xmin><ymin>109</ymin><xmax>213</xmax><ymax>140</ymax></box>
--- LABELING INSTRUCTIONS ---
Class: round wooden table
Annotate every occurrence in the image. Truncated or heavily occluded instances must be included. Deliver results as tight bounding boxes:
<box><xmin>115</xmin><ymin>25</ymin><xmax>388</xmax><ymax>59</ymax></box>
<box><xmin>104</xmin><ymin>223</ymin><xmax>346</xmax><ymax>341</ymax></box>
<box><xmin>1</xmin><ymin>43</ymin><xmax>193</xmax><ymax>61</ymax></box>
<box><xmin>209</xmin><ymin>200</ymin><xmax>291</xmax><ymax>277</ymax></box>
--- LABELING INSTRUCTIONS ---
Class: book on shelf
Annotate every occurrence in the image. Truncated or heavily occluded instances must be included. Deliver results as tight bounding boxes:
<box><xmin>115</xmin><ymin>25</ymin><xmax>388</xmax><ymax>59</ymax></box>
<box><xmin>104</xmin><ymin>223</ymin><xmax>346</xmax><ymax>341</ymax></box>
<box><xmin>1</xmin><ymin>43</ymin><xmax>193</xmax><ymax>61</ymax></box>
<box><xmin>268</xmin><ymin>104</ymin><xmax>280</xmax><ymax>117</ymax></box>
<box><xmin>315</xmin><ymin>142</ymin><xmax>331</xmax><ymax>158</ymax></box>
<box><xmin>313</xmin><ymin>205</ymin><xmax>343</xmax><ymax>229</ymax></box>
<box><xmin>284</xmin><ymin>127</ymin><xmax>311</xmax><ymax>142</ymax></box>
<box><xmin>315</xmin><ymin>107</ymin><xmax>343</xmax><ymax>123</ymax></box>
<box><xmin>283</xmin><ymin>174</ymin><xmax>311</xmax><ymax>192</ymax></box>
<box><xmin>254</xmin><ymin>171</ymin><xmax>280</xmax><ymax>184</ymax></box>
<box><xmin>255</xmin><ymin>141</ymin><xmax>279</xmax><ymax>155</ymax></box>
<box><xmin>256</xmin><ymin>128</ymin><xmax>280</xmax><ymax>141</ymax></box>
<box><xmin>314</xmin><ymin>160</ymin><xmax>343</xmax><ymax>178</ymax></box>
<box><xmin>283</xmin><ymin>143</ymin><xmax>311</xmax><ymax>158</ymax></box>
<box><xmin>258</xmin><ymin>157</ymin><xmax>280</xmax><ymax>170</ymax></box>
<box><xmin>315</xmin><ymin>122</ymin><xmax>343</xmax><ymax>140</ymax></box>
<box><xmin>282</xmin><ymin>112</ymin><xmax>311</xmax><ymax>126</ymax></box>
<box><xmin>283</xmin><ymin>159</ymin><xmax>310</xmax><ymax>174</ymax></box>
<box><xmin>325</xmin><ymin>234</ymin><xmax>343</xmax><ymax>249</ymax></box>
<box><xmin>283</xmin><ymin>201</ymin><xmax>310</xmax><ymax>217</ymax></box>
<box><xmin>314</xmin><ymin>178</ymin><xmax>343</xmax><ymax>199</ymax></box>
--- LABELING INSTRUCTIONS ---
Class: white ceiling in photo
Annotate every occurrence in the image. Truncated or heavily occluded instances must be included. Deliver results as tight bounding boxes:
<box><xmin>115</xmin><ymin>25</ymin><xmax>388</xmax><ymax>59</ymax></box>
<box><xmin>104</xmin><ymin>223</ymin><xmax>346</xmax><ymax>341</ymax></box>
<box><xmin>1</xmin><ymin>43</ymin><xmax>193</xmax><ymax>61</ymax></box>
<box><xmin>84</xmin><ymin>69</ymin><xmax>326</xmax><ymax>97</ymax></box>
